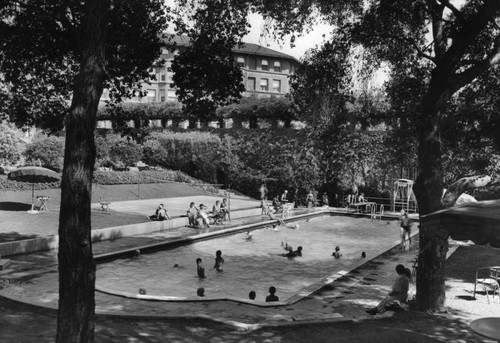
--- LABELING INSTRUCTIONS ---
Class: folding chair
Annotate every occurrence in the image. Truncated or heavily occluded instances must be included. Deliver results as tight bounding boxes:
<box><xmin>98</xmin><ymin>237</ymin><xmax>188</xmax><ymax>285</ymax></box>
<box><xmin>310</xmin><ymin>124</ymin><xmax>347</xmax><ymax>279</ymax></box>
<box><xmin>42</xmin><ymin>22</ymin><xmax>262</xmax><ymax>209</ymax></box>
<box><xmin>474</xmin><ymin>266</ymin><xmax>500</xmax><ymax>303</ymax></box>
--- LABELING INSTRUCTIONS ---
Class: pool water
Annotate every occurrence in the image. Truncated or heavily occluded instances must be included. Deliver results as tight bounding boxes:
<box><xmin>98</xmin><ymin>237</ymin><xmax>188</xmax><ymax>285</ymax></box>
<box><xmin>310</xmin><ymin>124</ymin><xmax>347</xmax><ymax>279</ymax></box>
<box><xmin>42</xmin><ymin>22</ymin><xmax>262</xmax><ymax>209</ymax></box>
<box><xmin>96</xmin><ymin>216</ymin><xmax>400</xmax><ymax>302</ymax></box>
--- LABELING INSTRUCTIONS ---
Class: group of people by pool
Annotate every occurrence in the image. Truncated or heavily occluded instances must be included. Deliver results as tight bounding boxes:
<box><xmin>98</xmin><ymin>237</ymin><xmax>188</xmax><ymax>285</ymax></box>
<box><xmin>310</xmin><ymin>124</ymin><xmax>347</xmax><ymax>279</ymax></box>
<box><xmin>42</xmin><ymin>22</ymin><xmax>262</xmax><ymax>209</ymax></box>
<box><xmin>186</xmin><ymin>198</ymin><xmax>230</xmax><ymax>229</ymax></box>
<box><xmin>194</xmin><ymin>250</ymin><xmax>280</xmax><ymax>302</ymax></box>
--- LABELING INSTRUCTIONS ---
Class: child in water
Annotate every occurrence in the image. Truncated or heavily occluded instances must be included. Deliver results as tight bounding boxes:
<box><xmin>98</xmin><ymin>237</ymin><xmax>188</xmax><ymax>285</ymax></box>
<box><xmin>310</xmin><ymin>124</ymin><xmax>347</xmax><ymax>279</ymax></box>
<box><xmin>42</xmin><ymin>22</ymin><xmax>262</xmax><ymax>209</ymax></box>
<box><xmin>213</xmin><ymin>250</ymin><xmax>224</xmax><ymax>272</ymax></box>
<box><xmin>196</xmin><ymin>258</ymin><xmax>206</xmax><ymax>279</ymax></box>
<box><xmin>332</xmin><ymin>246</ymin><xmax>342</xmax><ymax>258</ymax></box>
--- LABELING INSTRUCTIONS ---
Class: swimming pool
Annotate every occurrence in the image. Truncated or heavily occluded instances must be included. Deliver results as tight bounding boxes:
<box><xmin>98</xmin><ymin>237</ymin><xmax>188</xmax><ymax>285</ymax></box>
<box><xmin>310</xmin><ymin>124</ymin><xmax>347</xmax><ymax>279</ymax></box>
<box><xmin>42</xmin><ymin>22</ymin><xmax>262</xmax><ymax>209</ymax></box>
<box><xmin>95</xmin><ymin>216</ymin><xmax>401</xmax><ymax>302</ymax></box>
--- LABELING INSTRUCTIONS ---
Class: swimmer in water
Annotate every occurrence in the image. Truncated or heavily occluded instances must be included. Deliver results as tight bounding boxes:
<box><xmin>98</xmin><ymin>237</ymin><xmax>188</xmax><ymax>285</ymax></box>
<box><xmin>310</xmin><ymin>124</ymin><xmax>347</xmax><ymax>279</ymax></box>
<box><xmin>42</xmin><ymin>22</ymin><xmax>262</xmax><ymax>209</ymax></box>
<box><xmin>244</xmin><ymin>230</ymin><xmax>253</xmax><ymax>241</ymax></box>
<box><xmin>332</xmin><ymin>245</ymin><xmax>342</xmax><ymax>258</ymax></box>
<box><xmin>196</xmin><ymin>258</ymin><xmax>206</xmax><ymax>279</ymax></box>
<box><xmin>213</xmin><ymin>250</ymin><xmax>224</xmax><ymax>272</ymax></box>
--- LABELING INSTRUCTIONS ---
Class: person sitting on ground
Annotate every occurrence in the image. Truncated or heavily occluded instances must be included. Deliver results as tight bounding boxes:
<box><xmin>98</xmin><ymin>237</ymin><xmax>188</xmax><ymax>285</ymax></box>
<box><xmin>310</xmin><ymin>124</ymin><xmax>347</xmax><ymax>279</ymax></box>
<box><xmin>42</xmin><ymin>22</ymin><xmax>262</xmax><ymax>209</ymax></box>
<box><xmin>196</xmin><ymin>204</ymin><xmax>211</xmax><ymax>228</ymax></box>
<box><xmin>366</xmin><ymin>264</ymin><xmax>409</xmax><ymax>315</ymax></box>
<box><xmin>220</xmin><ymin>198</ymin><xmax>230</xmax><ymax>221</ymax></box>
<box><xmin>248</xmin><ymin>290</ymin><xmax>256</xmax><ymax>301</ymax></box>
<box><xmin>267</xmin><ymin>209</ymin><xmax>286</xmax><ymax>226</ymax></box>
<box><xmin>332</xmin><ymin>245</ymin><xmax>342</xmax><ymax>258</ymax></box>
<box><xmin>322</xmin><ymin>192</ymin><xmax>329</xmax><ymax>207</ymax></box>
<box><xmin>197</xmin><ymin>287</ymin><xmax>205</xmax><ymax>297</ymax></box>
<box><xmin>187</xmin><ymin>202</ymin><xmax>198</xmax><ymax>227</ymax></box>
<box><xmin>213</xmin><ymin>250</ymin><xmax>224</xmax><ymax>272</ymax></box>
<box><xmin>196</xmin><ymin>258</ymin><xmax>206</xmax><ymax>279</ymax></box>
<box><xmin>265</xmin><ymin>286</ymin><xmax>279</xmax><ymax>302</ymax></box>
<box><xmin>281</xmin><ymin>190</ymin><xmax>289</xmax><ymax>203</ymax></box>
<box><xmin>148</xmin><ymin>204</ymin><xmax>171</xmax><ymax>221</ymax></box>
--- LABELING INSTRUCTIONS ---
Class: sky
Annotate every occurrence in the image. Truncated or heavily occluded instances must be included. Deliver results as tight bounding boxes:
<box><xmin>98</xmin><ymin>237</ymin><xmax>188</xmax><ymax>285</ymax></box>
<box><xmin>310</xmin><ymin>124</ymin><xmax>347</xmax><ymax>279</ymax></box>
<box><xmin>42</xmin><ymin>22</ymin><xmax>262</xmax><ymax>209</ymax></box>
<box><xmin>243</xmin><ymin>13</ymin><xmax>332</xmax><ymax>60</ymax></box>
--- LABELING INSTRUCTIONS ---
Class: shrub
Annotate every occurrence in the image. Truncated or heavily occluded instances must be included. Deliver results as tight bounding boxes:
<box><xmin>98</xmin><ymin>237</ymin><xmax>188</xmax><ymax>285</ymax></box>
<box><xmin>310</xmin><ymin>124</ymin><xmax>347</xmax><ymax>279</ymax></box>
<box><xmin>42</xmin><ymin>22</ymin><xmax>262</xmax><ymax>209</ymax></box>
<box><xmin>0</xmin><ymin>122</ymin><xmax>25</xmax><ymax>166</ymax></box>
<box><xmin>108</xmin><ymin>139</ymin><xmax>143</xmax><ymax>169</ymax></box>
<box><xmin>93</xmin><ymin>169</ymin><xmax>195</xmax><ymax>185</ymax></box>
<box><xmin>24</xmin><ymin>134</ymin><xmax>64</xmax><ymax>171</ymax></box>
<box><xmin>142</xmin><ymin>131</ymin><xmax>222</xmax><ymax>183</ymax></box>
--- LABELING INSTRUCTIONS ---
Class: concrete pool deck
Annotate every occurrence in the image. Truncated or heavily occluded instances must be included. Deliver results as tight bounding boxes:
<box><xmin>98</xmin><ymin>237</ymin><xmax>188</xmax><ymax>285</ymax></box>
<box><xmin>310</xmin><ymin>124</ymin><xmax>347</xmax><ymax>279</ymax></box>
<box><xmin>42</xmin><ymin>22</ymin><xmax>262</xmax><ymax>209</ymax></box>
<box><xmin>0</xmin><ymin>204</ymin><xmax>424</xmax><ymax>327</ymax></box>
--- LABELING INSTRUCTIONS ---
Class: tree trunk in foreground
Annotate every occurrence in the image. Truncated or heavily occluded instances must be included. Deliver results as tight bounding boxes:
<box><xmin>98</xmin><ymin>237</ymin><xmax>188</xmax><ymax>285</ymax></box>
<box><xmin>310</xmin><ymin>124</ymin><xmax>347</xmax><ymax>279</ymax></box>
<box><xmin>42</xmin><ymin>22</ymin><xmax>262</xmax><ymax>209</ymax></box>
<box><xmin>56</xmin><ymin>0</ymin><xmax>109</xmax><ymax>341</ymax></box>
<box><xmin>414</xmin><ymin>71</ymin><xmax>451</xmax><ymax>312</ymax></box>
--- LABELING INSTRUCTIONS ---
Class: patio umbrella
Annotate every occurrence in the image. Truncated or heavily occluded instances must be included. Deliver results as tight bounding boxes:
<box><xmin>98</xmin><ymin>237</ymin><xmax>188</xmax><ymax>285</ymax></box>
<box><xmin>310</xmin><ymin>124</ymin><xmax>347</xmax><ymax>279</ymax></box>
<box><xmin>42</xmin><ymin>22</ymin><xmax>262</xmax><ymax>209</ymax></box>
<box><xmin>8</xmin><ymin>166</ymin><xmax>61</xmax><ymax>213</ymax></box>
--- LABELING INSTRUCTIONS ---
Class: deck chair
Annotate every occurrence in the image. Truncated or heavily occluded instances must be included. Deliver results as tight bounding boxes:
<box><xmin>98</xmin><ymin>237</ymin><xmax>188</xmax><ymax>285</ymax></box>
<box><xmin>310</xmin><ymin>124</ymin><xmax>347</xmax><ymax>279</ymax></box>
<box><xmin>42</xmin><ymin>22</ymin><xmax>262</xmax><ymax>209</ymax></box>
<box><xmin>474</xmin><ymin>266</ymin><xmax>500</xmax><ymax>303</ymax></box>
<box><xmin>211</xmin><ymin>211</ymin><xmax>225</xmax><ymax>225</ymax></box>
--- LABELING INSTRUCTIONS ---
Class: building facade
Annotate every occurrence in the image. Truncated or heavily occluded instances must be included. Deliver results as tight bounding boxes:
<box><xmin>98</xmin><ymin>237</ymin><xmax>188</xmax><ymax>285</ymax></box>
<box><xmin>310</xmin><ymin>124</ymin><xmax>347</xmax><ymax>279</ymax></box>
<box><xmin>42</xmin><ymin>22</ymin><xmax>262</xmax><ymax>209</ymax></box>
<box><xmin>98</xmin><ymin>36</ymin><xmax>300</xmax><ymax>129</ymax></box>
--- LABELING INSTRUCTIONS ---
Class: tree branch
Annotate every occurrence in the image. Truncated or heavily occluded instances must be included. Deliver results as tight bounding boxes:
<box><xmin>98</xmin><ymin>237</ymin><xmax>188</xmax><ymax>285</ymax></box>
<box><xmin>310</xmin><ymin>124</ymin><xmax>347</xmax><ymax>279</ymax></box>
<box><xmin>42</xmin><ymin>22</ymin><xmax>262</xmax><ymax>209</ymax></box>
<box><xmin>358</xmin><ymin>32</ymin><xmax>437</xmax><ymax>63</ymax></box>
<box><xmin>452</xmin><ymin>34</ymin><xmax>500</xmax><ymax>90</ymax></box>
<box><xmin>426</xmin><ymin>0</ymin><xmax>447</xmax><ymax>58</ymax></box>
<box><xmin>442</xmin><ymin>175</ymin><xmax>493</xmax><ymax>207</ymax></box>
<box><xmin>437</xmin><ymin>0</ymin><xmax>467</xmax><ymax>26</ymax></box>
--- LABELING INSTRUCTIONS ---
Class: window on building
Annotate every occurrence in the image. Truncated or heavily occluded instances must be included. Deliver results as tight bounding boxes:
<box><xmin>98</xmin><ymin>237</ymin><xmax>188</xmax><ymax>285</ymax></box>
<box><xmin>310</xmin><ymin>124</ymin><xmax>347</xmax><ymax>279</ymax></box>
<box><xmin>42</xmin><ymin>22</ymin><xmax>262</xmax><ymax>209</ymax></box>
<box><xmin>272</xmin><ymin>79</ymin><xmax>281</xmax><ymax>92</ymax></box>
<box><xmin>237</xmin><ymin>56</ymin><xmax>245</xmax><ymax>67</ymax></box>
<box><xmin>261</xmin><ymin>59</ymin><xmax>269</xmax><ymax>71</ymax></box>
<box><xmin>247</xmin><ymin>77</ymin><xmax>256</xmax><ymax>90</ymax></box>
<box><xmin>274</xmin><ymin>61</ymin><xmax>281</xmax><ymax>72</ymax></box>
<box><xmin>260</xmin><ymin>78</ymin><xmax>268</xmax><ymax>91</ymax></box>
<box><xmin>146</xmin><ymin>89</ymin><xmax>156</xmax><ymax>102</ymax></box>
<box><xmin>160</xmin><ymin>89</ymin><xmax>166</xmax><ymax>102</ymax></box>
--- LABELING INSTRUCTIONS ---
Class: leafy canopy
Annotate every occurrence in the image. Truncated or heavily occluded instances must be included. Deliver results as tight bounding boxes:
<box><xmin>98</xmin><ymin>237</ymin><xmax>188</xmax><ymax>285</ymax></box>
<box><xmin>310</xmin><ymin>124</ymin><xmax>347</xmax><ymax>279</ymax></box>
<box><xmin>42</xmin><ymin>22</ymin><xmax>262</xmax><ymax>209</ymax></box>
<box><xmin>0</xmin><ymin>0</ymin><xmax>169</xmax><ymax>132</ymax></box>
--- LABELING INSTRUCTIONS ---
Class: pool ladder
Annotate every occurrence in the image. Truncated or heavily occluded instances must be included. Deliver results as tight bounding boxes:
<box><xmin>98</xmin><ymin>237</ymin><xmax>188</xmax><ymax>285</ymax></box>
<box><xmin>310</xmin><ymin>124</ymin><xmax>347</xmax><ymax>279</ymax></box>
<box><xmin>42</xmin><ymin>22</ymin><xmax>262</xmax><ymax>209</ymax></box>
<box><xmin>371</xmin><ymin>204</ymin><xmax>384</xmax><ymax>220</ymax></box>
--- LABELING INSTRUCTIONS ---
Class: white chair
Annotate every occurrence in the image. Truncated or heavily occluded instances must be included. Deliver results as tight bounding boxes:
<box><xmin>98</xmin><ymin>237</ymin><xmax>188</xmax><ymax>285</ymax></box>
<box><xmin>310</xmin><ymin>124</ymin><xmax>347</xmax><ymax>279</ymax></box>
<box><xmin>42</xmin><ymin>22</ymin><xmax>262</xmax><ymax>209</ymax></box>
<box><xmin>474</xmin><ymin>266</ymin><xmax>500</xmax><ymax>304</ymax></box>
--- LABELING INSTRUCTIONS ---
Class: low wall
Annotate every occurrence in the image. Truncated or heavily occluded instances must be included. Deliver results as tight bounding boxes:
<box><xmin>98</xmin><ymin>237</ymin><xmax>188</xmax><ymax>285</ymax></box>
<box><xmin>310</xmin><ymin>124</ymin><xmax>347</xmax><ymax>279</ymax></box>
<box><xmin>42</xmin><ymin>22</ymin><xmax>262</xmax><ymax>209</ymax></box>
<box><xmin>0</xmin><ymin>207</ymin><xmax>264</xmax><ymax>257</ymax></box>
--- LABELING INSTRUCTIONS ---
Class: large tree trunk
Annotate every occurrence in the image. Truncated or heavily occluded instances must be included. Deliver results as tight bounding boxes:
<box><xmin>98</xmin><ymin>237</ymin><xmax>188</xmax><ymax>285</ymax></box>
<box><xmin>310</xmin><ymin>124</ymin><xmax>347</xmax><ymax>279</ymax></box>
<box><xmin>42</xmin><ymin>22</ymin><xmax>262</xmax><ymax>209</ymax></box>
<box><xmin>56</xmin><ymin>0</ymin><xmax>109</xmax><ymax>341</ymax></box>
<box><xmin>414</xmin><ymin>70</ymin><xmax>453</xmax><ymax>312</ymax></box>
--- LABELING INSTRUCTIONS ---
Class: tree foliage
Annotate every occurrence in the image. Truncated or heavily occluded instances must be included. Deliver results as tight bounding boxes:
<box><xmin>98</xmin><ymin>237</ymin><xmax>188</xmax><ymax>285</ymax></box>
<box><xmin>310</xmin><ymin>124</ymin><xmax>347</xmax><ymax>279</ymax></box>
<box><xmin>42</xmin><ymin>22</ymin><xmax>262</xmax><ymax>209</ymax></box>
<box><xmin>0</xmin><ymin>0</ymin><xmax>169</xmax><ymax>132</ymax></box>
<box><xmin>0</xmin><ymin>122</ymin><xmax>25</xmax><ymax>166</ymax></box>
<box><xmin>171</xmin><ymin>0</ymin><xmax>249</xmax><ymax>120</ymax></box>
<box><xmin>24</xmin><ymin>134</ymin><xmax>65</xmax><ymax>172</ymax></box>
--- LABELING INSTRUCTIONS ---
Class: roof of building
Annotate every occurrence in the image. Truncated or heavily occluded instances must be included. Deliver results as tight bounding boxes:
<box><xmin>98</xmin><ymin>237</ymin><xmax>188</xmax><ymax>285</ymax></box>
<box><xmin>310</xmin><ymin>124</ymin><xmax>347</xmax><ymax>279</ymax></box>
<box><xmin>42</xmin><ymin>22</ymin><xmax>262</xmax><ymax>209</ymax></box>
<box><xmin>162</xmin><ymin>34</ymin><xmax>299</xmax><ymax>63</ymax></box>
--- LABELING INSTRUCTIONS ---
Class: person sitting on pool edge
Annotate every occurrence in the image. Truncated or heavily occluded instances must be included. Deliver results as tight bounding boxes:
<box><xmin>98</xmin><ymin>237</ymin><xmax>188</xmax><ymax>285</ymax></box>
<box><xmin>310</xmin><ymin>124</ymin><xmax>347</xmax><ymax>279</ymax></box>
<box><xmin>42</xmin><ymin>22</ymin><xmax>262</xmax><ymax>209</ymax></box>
<box><xmin>196</xmin><ymin>258</ymin><xmax>206</xmax><ymax>279</ymax></box>
<box><xmin>213</xmin><ymin>250</ymin><xmax>224</xmax><ymax>271</ymax></box>
<box><xmin>187</xmin><ymin>202</ymin><xmax>198</xmax><ymax>227</ymax></box>
<box><xmin>332</xmin><ymin>246</ymin><xmax>342</xmax><ymax>258</ymax></box>
<box><xmin>196</xmin><ymin>204</ymin><xmax>211</xmax><ymax>228</ymax></box>
<box><xmin>148</xmin><ymin>204</ymin><xmax>171</xmax><ymax>221</ymax></box>
<box><xmin>265</xmin><ymin>286</ymin><xmax>279</xmax><ymax>302</ymax></box>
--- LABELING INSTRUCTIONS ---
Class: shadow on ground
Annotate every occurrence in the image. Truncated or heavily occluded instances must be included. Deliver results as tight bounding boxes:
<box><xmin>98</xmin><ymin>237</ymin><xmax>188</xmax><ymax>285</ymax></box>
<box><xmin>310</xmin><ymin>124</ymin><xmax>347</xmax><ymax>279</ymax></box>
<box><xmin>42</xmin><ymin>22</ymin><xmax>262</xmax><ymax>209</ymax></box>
<box><xmin>0</xmin><ymin>202</ymin><xmax>31</xmax><ymax>211</ymax></box>
<box><xmin>0</xmin><ymin>231</ymin><xmax>39</xmax><ymax>242</ymax></box>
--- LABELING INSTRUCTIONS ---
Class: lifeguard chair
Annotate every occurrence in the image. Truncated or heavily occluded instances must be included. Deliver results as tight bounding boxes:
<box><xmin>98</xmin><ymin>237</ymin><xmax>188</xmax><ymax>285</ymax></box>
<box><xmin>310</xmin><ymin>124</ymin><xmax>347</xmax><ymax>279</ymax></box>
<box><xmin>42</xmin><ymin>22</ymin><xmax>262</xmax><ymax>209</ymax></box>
<box><xmin>392</xmin><ymin>179</ymin><xmax>417</xmax><ymax>213</ymax></box>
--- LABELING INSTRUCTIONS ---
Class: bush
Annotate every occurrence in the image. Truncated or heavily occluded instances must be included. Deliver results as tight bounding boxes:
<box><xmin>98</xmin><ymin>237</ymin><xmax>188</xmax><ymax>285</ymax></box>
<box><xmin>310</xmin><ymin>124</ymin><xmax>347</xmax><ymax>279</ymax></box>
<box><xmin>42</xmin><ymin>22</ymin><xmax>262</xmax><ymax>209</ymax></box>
<box><xmin>0</xmin><ymin>175</ymin><xmax>60</xmax><ymax>191</ymax></box>
<box><xmin>142</xmin><ymin>131</ymin><xmax>222</xmax><ymax>183</ymax></box>
<box><xmin>108</xmin><ymin>139</ymin><xmax>143</xmax><ymax>169</ymax></box>
<box><xmin>93</xmin><ymin>169</ymin><xmax>195</xmax><ymax>185</ymax></box>
<box><xmin>0</xmin><ymin>122</ymin><xmax>25</xmax><ymax>166</ymax></box>
<box><xmin>24</xmin><ymin>134</ymin><xmax>64</xmax><ymax>171</ymax></box>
